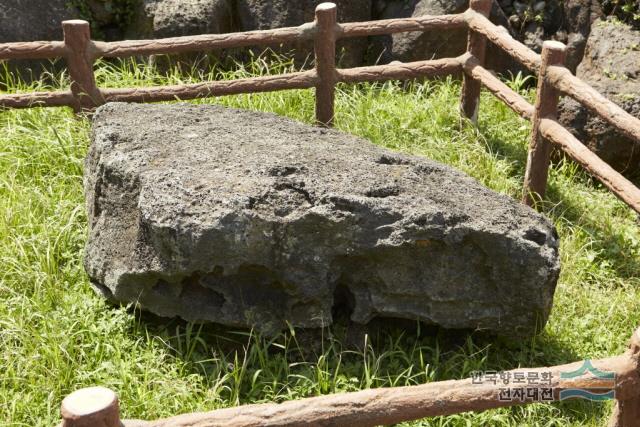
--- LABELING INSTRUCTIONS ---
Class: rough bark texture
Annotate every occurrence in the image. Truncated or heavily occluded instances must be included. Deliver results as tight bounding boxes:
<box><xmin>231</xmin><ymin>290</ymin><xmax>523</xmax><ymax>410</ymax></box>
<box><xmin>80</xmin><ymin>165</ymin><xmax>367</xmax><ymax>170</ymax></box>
<box><xmin>337</xmin><ymin>57</ymin><xmax>461</xmax><ymax>82</ymax></box>
<box><xmin>466</xmin><ymin>9</ymin><xmax>541</xmax><ymax>73</ymax></box>
<box><xmin>558</xmin><ymin>18</ymin><xmax>640</xmax><ymax>178</ymax></box>
<box><xmin>314</xmin><ymin>4</ymin><xmax>337</xmax><ymax>126</ymax></box>
<box><xmin>119</xmin><ymin>353</ymin><xmax>639</xmax><ymax>427</ymax></box>
<box><xmin>100</xmin><ymin>71</ymin><xmax>318</xmax><ymax>103</ymax></box>
<box><xmin>460</xmin><ymin>53</ymin><xmax>534</xmax><ymax>119</ymax></box>
<box><xmin>522</xmin><ymin>41</ymin><xmax>566</xmax><ymax>207</ymax></box>
<box><xmin>460</xmin><ymin>0</ymin><xmax>491</xmax><ymax>123</ymax></box>
<box><xmin>95</xmin><ymin>26</ymin><xmax>312</xmax><ymax>58</ymax></box>
<box><xmin>0</xmin><ymin>90</ymin><xmax>75</xmax><ymax>109</ymax></box>
<box><xmin>85</xmin><ymin>103</ymin><xmax>559</xmax><ymax>337</ymax></box>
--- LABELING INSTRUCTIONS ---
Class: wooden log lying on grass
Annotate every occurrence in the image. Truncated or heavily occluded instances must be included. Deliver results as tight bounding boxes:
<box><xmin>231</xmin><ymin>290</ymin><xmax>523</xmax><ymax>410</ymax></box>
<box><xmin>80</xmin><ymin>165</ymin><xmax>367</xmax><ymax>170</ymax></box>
<box><xmin>62</xmin><ymin>328</ymin><xmax>640</xmax><ymax>427</ymax></box>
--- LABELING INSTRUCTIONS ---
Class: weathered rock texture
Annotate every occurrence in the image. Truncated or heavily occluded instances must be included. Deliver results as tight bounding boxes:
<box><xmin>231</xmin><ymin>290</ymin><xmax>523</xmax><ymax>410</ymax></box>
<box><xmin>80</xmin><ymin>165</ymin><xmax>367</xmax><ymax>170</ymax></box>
<box><xmin>129</xmin><ymin>0</ymin><xmax>234</xmax><ymax>39</ymax></box>
<box><xmin>237</xmin><ymin>0</ymin><xmax>372</xmax><ymax>67</ymax></box>
<box><xmin>0</xmin><ymin>0</ymin><xmax>79</xmax><ymax>81</ymax></box>
<box><xmin>559</xmin><ymin>19</ymin><xmax>640</xmax><ymax>176</ymax></box>
<box><xmin>85</xmin><ymin>103</ymin><xmax>559</xmax><ymax>337</ymax></box>
<box><xmin>370</xmin><ymin>0</ymin><xmax>518</xmax><ymax>72</ymax></box>
<box><xmin>369</xmin><ymin>0</ymin><xmax>469</xmax><ymax>64</ymax></box>
<box><xmin>0</xmin><ymin>0</ymin><xmax>77</xmax><ymax>42</ymax></box>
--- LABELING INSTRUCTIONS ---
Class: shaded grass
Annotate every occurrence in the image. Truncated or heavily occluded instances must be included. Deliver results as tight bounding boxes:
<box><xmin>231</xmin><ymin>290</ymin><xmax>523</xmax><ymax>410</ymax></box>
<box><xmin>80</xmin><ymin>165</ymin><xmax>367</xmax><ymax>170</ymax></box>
<box><xmin>0</xmin><ymin>56</ymin><xmax>639</xmax><ymax>426</ymax></box>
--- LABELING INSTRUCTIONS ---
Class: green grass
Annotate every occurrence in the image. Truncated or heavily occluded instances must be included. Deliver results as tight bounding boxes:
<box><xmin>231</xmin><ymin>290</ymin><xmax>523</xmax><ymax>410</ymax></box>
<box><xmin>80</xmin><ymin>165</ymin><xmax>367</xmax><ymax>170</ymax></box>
<box><xmin>1</xmin><ymin>56</ymin><xmax>639</xmax><ymax>427</ymax></box>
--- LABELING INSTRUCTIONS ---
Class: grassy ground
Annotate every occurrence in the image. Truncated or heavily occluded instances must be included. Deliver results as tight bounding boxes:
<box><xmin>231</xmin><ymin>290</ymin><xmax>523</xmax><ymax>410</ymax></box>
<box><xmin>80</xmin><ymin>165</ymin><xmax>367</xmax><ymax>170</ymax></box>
<box><xmin>1</xmin><ymin>57</ymin><xmax>639</xmax><ymax>426</ymax></box>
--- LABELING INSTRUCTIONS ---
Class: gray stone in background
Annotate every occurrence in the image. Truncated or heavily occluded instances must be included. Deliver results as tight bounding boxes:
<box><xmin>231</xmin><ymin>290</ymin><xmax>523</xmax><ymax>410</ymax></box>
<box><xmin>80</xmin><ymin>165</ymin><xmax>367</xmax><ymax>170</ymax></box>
<box><xmin>561</xmin><ymin>0</ymin><xmax>602</xmax><ymax>72</ymax></box>
<box><xmin>85</xmin><ymin>103</ymin><xmax>560</xmax><ymax>337</ymax></box>
<box><xmin>128</xmin><ymin>0</ymin><xmax>234</xmax><ymax>39</ymax></box>
<box><xmin>371</xmin><ymin>0</ymin><xmax>469</xmax><ymax>63</ymax></box>
<box><xmin>0</xmin><ymin>0</ymin><xmax>77</xmax><ymax>42</ymax></box>
<box><xmin>369</xmin><ymin>0</ymin><xmax>521</xmax><ymax>73</ymax></box>
<box><xmin>559</xmin><ymin>19</ymin><xmax>640</xmax><ymax>177</ymax></box>
<box><xmin>0</xmin><ymin>0</ymin><xmax>79</xmax><ymax>79</ymax></box>
<box><xmin>236</xmin><ymin>0</ymin><xmax>372</xmax><ymax>67</ymax></box>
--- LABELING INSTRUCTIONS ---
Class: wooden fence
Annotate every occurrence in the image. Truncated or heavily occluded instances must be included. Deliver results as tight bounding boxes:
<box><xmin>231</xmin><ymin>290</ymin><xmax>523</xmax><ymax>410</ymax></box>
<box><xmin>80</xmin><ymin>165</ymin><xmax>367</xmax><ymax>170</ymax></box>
<box><xmin>0</xmin><ymin>0</ymin><xmax>639</xmax><ymax>213</ymax></box>
<box><xmin>2</xmin><ymin>1</ymin><xmax>639</xmax><ymax>425</ymax></box>
<box><xmin>61</xmin><ymin>327</ymin><xmax>640</xmax><ymax>426</ymax></box>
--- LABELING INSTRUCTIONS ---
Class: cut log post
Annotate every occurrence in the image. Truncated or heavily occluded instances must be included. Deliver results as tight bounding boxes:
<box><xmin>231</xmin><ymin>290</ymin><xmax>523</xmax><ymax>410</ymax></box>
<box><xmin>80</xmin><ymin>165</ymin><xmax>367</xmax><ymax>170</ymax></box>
<box><xmin>522</xmin><ymin>41</ymin><xmax>566</xmax><ymax>208</ymax></box>
<box><xmin>609</xmin><ymin>328</ymin><xmax>640</xmax><ymax>427</ymax></box>
<box><xmin>314</xmin><ymin>3</ymin><xmax>337</xmax><ymax>127</ymax></box>
<box><xmin>62</xmin><ymin>20</ymin><xmax>104</xmax><ymax>113</ymax></box>
<box><xmin>459</xmin><ymin>0</ymin><xmax>491</xmax><ymax>124</ymax></box>
<box><xmin>61</xmin><ymin>387</ymin><xmax>121</xmax><ymax>427</ymax></box>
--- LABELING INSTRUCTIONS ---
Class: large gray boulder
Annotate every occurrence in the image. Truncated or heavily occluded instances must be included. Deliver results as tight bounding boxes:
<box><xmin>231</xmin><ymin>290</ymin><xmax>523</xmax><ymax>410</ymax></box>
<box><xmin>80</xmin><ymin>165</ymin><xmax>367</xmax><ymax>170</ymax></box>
<box><xmin>237</xmin><ymin>0</ymin><xmax>372</xmax><ymax>67</ymax></box>
<box><xmin>85</xmin><ymin>103</ymin><xmax>560</xmax><ymax>337</ymax></box>
<box><xmin>558</xmin><ymin>19</ymin><xmax>640</xmax><ymax>176</ymax></box>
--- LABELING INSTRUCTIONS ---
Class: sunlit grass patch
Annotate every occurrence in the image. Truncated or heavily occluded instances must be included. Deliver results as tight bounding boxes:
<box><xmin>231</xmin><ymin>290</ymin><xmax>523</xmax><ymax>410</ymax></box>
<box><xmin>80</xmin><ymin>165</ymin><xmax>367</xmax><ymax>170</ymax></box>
<box><xmin>0</xmin><ymin>56</ymin><xmax>638</xmax><ymax>426</ymax></box>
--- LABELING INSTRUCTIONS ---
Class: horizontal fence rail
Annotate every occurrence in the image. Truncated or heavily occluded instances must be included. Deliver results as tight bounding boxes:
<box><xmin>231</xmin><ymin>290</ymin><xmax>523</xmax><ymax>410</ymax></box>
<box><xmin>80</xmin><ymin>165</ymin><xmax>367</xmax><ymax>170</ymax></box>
<box><xmin>338</xmin><ymin>13</ymin><xmax>467</xmax><ymax>38</ymax></box>
<box><xmin>540</xmin><ymin>118</ymin><xmax>640</xmax><ymax>212</ymax></box>
<box><xmin>1</xmin><ymin>1</ymin><xmax>640</xmax><ymax>425</ymax></box>
<box><xmin>546</xmin><ymin>65</ymin><xmax>640</xmax><ymax>144</ymax></box>
<box><xmin>0</xmin><ymin>41</ymin><xmax>66</xmax><ymax>60</ymax></box>
<box><xmin>93</xmin><ymin>25</ymin><xmax>314</xmax><ymax>58</ymax></box>
<box><xmin>459</xmin><ymin>53</ymin><xmax>534</xmax><ymax>120</ymax></box>
<box><xmin>60</xmin><ymin>327</ymin><xmax>640</xmax><ymax>426</ymax></box>
<box><xmin>101</xmin><ymin>71</ymin><xmax>319</xmax><ymax>104</ymax></box>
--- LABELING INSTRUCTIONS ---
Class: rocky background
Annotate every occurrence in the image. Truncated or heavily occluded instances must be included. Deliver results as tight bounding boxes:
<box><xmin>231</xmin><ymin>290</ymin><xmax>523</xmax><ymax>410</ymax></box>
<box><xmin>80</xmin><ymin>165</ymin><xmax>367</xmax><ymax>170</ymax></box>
<box><xmin>1</xmin><ymin>0</ymin><xmax>634</xmax><ymax>69</ymax></box>
<box><xmin>1</xmin><ymin>0</ymin><xmax>639</xmax><ymax>175</ymax></box>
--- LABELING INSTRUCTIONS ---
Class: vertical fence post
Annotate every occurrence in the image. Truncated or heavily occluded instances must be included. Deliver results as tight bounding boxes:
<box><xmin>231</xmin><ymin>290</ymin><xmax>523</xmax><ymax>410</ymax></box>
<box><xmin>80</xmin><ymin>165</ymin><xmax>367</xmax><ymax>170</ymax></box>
<box><xmin>61</xmin><ymin>387</ymin><xmax>121</xmax><ymax>427</ymax></box>
<box><xmin>522</xmin><ymin>41</ymin><xmax>566</xmax><ymax>208</ymax></box>
<box><xmin>63</xmin><ymin>20</ymin><xmax>103</xmax><ymax>113</ymax></box>
<box><xmin>460</xmin><ymin>0</ymin><xmax>491</xmax><ymax>124</ymax></box>
<box><xmin>608</xmin><ymin>328</ymin><xmax>640</xmax><ymax>427</ymax></box>
<box><xmin>314</xmin><ymin>3</ymin><xmax>337</xmax><ymax>127</ymax></box>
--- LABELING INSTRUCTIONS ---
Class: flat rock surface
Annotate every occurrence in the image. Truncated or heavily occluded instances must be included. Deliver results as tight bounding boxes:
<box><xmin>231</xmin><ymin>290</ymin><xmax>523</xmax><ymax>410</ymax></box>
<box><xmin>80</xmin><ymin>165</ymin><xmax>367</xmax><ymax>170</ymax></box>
<box><xmin>85</xmin><ymin>103</ymin><xmax>560</xmax><ymax>337</ymax></box>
